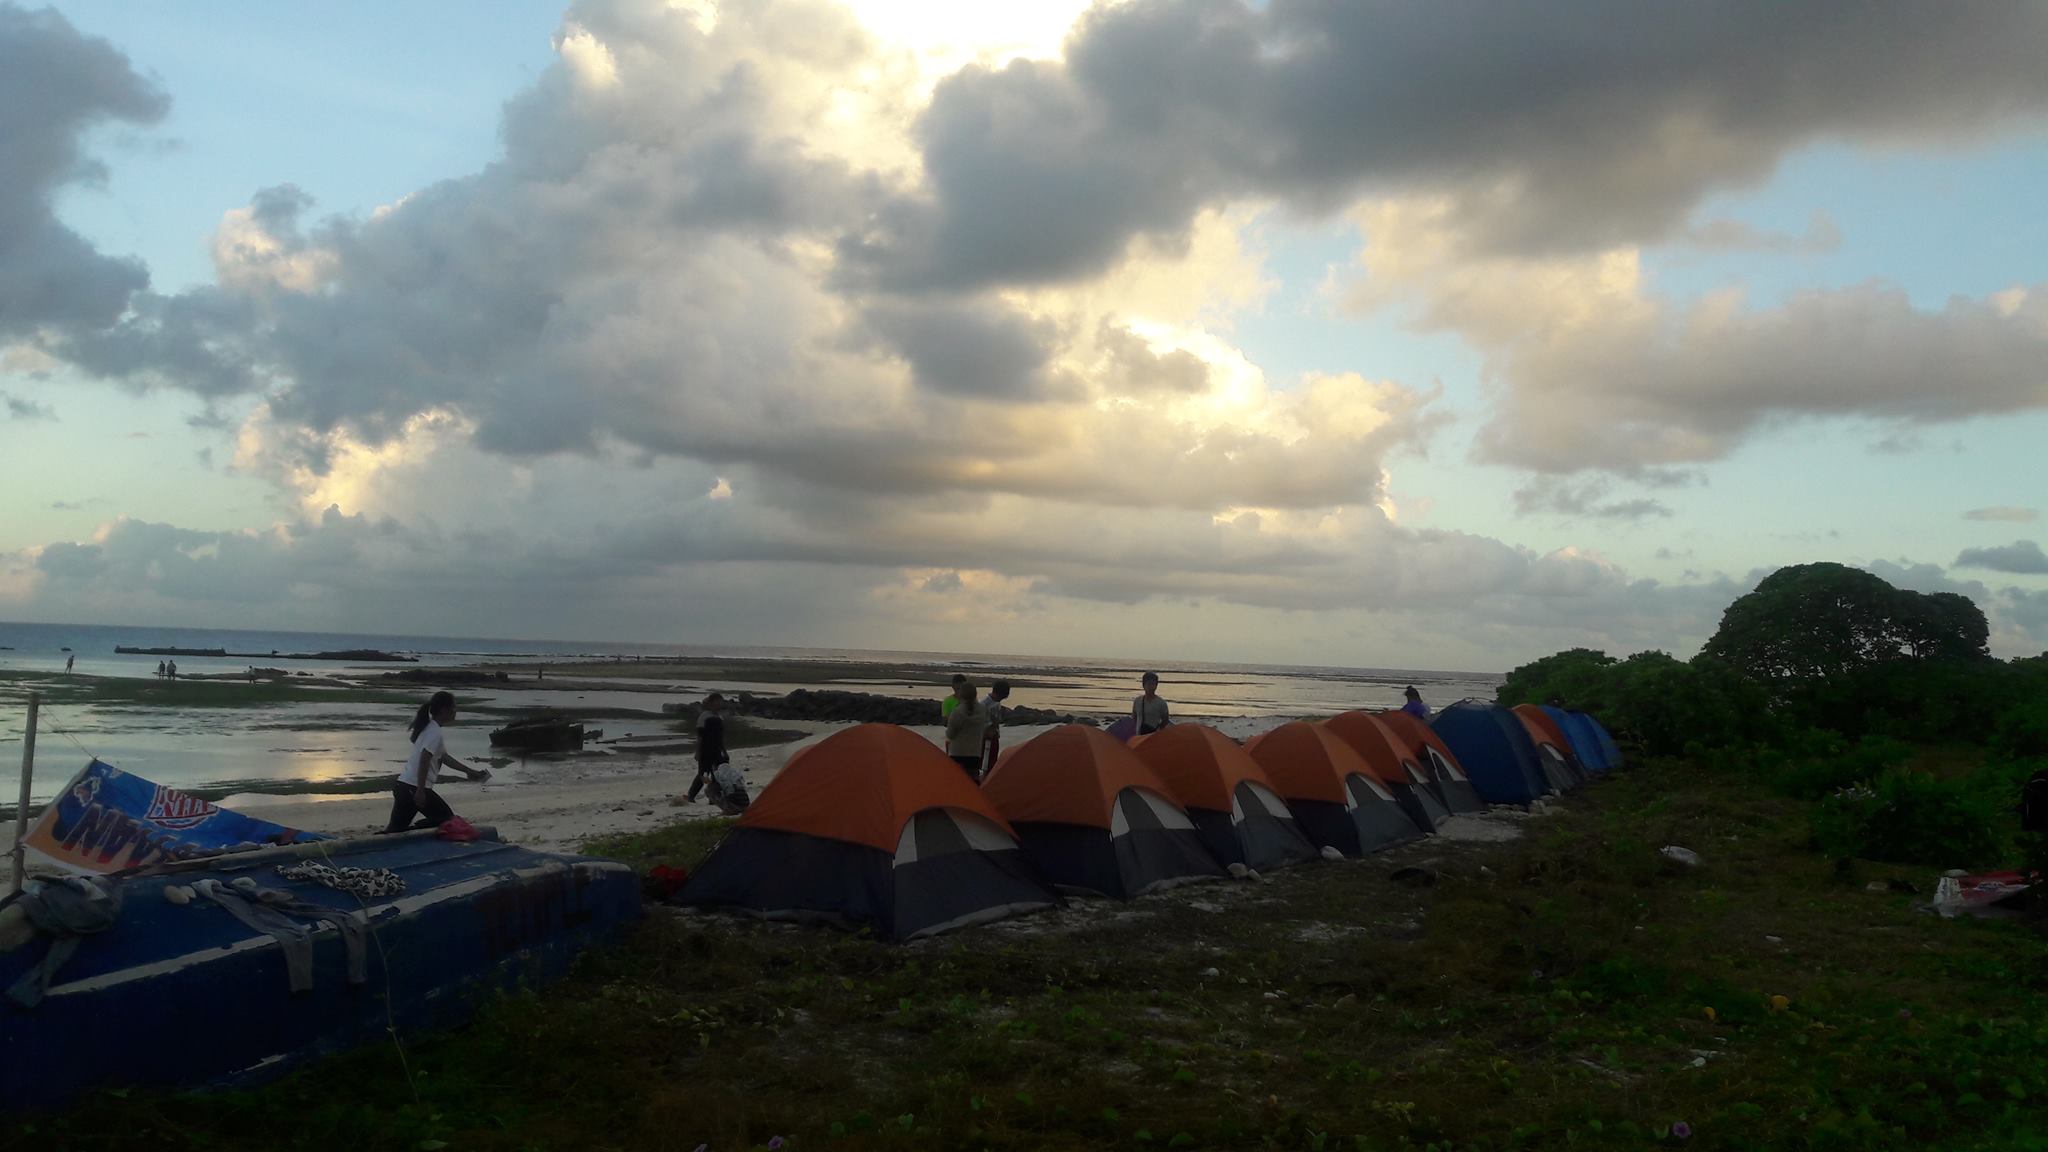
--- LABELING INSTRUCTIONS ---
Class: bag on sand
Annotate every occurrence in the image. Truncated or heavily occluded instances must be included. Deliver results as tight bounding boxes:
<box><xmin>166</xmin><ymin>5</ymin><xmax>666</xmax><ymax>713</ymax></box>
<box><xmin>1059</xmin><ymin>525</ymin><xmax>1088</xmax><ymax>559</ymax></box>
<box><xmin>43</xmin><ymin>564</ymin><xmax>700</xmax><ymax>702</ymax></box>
<box><xmin>708</xmin><ymin>763</ymin><xmax>750</xmax><ymax>815</ymax></box>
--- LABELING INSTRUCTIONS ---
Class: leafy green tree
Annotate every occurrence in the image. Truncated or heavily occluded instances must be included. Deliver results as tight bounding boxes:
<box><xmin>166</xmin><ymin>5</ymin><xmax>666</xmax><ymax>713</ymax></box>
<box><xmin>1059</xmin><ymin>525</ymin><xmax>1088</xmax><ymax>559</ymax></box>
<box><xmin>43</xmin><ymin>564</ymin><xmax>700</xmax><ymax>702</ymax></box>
<box><xmin>1701</xmin><ymin>562</ymin><xmax>1990</xmax><ymax>685</ymax></box>
<box><xmin>1497</xmin><ymin>647</ymin><xmax>1615</xmax><ymax>708</ymax></box>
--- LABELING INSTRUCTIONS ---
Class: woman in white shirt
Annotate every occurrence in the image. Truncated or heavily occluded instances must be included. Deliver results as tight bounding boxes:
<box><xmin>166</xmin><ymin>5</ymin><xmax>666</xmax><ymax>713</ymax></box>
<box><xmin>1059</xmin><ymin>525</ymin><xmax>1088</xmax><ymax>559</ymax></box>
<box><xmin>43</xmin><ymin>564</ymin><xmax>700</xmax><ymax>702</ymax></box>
<box><xmin>383</xmin><ymin>691</ymin><xmax>491</xmax><ymax>833</ymax></box>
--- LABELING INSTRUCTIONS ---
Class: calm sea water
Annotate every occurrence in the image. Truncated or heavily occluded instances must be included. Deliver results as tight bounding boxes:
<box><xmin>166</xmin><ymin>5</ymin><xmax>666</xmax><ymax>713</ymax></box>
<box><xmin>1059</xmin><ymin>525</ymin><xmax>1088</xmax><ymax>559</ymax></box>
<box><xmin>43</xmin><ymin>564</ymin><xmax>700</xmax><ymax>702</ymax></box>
<box><xmin>0</xmin><ymin>620</ymin><xmax>1501</xmax><ymax>803</ymax></box>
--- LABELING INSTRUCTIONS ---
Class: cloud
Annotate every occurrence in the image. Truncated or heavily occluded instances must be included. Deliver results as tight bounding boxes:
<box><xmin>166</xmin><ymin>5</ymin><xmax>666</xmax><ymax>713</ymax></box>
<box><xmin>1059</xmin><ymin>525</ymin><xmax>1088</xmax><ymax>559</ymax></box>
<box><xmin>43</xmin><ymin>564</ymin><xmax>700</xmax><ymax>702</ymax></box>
<box><xmin>1677</xmin><ymin>212</ymin><xmax>1842</xmax><ymax>255</ymax></box>
<box><xmin>0</xmin><ymin>5</ymin><xmax>167</xmax><ymax>343</ymax></box>
<box><xmin>3</xmin><ymin>393</ymin><xmax>54</xmax><ymax>420</ymax></box>
<box><xmin>1964</xmin><ymin>506</ymin><xmax>2039</xmax><ymax>523</ymax></box>
<box><xmin>1347</xmin><ymin>198</ymin><xmax>2048</xmax><ymax>474</ymax></box>
<box><xmin>851</xmin><ymin>0</ymin><xmax>2048</xmax><ymax>292</ymax></box>
<box><xmin>1955</xmin><ymin>539</ymin><xmax>2048</xmax><ymax>576</ymax></box>
<box><xmin>1513</xmin><ymin>477</ymin><xmax>1673</xmax><ymax>521</ymax></box>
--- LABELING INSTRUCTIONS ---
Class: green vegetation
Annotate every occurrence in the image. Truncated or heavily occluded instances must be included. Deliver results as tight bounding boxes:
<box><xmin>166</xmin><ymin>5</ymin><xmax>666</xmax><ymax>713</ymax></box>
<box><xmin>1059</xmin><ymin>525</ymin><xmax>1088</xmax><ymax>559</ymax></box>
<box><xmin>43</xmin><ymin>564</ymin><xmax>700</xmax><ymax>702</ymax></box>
<box><xmin>22</xmin><ymin>761</ymin><xmax>2048</xmax><ymax>1152</ymax></box>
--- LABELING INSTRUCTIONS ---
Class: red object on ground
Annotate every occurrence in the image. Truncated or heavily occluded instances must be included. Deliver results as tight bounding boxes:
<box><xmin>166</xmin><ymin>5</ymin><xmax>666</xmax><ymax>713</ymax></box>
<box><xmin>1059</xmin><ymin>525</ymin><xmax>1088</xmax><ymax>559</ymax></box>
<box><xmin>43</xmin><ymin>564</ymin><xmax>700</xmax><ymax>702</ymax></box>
<box><xmin>437</xmin><ymin>816</ymin><xmax>482</xmax><ymax>842</ymax></box>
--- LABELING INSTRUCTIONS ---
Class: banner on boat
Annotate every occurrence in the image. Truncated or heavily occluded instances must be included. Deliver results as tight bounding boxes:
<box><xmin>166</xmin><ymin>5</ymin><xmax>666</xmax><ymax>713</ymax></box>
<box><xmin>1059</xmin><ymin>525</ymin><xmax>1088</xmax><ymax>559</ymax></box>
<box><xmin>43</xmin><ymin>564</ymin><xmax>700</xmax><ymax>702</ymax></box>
<box><xmin>22</xmin><ymin>759</ymin><xmax>327</xmax><ymax>873</ymax></box>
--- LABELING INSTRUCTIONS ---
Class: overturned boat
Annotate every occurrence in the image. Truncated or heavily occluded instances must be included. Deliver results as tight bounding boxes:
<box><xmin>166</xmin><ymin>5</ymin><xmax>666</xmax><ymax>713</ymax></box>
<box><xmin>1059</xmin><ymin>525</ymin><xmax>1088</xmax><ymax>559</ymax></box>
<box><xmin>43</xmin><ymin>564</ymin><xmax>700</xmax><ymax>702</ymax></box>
<box><xmin>489</xmin><ymin>715</ymin><xmax>586</xmax><ymax>752</ymax></box>
<box><xmin>0</xmin><ymin>827</ymin><xmax>640</xmax><ymax>1111</ymax></box>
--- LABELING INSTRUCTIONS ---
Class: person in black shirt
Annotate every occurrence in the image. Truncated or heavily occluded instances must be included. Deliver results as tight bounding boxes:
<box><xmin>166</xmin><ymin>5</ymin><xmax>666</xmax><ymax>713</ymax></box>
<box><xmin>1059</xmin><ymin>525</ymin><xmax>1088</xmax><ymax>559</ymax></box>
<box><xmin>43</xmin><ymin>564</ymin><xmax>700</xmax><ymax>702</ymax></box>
<box><xmin>685</xmin><ymin>692</ymin><xmax>730</xmax><ymax>804</ymax></box>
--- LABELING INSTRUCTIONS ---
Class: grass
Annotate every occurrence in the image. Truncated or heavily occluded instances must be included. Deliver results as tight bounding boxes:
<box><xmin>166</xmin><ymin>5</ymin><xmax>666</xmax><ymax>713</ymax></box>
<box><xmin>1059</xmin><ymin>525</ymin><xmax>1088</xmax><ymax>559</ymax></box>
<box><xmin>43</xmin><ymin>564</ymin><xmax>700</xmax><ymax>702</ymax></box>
<box><xmin>14</xmin><ymin>757</ymin><xmax>2048</xmax><ymax>1152</ymax></box>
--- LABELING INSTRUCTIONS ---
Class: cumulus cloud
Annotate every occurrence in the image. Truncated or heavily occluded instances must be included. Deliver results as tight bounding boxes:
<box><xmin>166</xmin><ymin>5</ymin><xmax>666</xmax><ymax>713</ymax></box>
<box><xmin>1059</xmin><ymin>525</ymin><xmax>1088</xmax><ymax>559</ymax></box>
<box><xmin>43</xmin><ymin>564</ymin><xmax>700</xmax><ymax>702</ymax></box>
<box><xmin>1955</xmin><ymin>539</ymin><xmax>2048</xmax><ymax>576</ymax></box>
<box><xmin>1964</xmin><ymin>507</ymin><xmax>2039</xmax><ymax>523</ymax></box>
<box><xmin>1345</xmin><ymin>198</ymin><xmax>2048</xmax><ymax>474</ymax></box>
<box><xmin>0</xmin><ymin>5</ymin><xmax>167</xmax><ymax>343</ymax></box>
<box><xmin>851</xmin><ymin>0</ymin><xmax>2048</xmax><ymax>291</ymax></box>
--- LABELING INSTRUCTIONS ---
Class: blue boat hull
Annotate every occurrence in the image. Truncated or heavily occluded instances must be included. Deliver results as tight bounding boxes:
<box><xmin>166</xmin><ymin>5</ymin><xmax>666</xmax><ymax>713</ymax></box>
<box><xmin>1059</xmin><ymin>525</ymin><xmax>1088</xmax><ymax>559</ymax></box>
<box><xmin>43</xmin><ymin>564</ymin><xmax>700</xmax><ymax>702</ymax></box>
<box><xmin>0</xmin><ymin>830</ymin><xmax>640</xmax><ymax>1111</ymax></box>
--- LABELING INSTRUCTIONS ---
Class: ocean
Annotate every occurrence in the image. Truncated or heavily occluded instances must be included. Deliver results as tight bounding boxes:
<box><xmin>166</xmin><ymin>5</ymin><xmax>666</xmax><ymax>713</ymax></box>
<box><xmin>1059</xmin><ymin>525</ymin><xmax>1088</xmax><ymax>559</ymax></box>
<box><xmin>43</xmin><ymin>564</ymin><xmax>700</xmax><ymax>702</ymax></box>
<box><xmin>0</xmin><ymin>620</ymin><xmax>1501</xmax><ymax>804</ymax></box>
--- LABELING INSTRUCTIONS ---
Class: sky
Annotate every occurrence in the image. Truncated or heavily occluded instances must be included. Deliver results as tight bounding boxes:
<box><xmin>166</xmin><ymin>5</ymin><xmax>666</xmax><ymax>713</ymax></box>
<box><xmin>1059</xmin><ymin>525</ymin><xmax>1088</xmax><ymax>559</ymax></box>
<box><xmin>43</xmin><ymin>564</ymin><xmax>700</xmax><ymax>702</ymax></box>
<box><xmin>2</xmin><ymin>0</ymin><xmax>2045</xmax><ymax>670</ymax></box>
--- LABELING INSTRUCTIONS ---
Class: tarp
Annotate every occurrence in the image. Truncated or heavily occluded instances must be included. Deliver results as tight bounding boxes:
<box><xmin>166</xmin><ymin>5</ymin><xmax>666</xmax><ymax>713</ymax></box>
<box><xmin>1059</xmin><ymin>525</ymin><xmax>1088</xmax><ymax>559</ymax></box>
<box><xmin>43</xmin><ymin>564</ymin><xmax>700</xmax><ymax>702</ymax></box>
<box><xmin>22</xmin><ymin>759</ymin><xmax>326</xmax><ymax>874</ymax></box>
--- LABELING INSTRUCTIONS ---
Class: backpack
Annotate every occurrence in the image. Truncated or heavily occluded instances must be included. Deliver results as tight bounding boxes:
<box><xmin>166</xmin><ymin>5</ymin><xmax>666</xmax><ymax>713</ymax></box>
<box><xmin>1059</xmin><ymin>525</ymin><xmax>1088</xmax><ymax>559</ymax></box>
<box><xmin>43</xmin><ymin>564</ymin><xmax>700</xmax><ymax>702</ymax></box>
<box><xmin>2020</xmin><ymin>771</ymin><xmax>2048</xmax><ymax>834</ymax></box>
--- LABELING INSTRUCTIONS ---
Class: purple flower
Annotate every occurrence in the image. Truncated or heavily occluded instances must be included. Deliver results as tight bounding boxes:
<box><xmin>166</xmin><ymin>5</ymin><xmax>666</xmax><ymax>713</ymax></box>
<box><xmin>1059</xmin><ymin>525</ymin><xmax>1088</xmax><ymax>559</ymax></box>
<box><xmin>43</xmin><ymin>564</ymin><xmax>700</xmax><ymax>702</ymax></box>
<box><xmin>769</xmin><ymin>1140</ymin><xmax>785</xmax><ymax>1150</ymax></box>
<box><xmin>1671</xmin><ymin>1121</ymin><xmax>1693</xmax><ymax>1140</ymax></box>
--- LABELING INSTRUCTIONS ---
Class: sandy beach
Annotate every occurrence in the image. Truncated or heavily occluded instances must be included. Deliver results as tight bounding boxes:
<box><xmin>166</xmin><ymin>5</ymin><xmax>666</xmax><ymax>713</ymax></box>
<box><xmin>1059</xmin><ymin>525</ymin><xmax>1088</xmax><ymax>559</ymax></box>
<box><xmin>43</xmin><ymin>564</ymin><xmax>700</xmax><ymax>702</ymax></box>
<box><xmin>3</xmin><ymin>715</ymin><xmax>1296</xmax><ymax>864</ymax></box>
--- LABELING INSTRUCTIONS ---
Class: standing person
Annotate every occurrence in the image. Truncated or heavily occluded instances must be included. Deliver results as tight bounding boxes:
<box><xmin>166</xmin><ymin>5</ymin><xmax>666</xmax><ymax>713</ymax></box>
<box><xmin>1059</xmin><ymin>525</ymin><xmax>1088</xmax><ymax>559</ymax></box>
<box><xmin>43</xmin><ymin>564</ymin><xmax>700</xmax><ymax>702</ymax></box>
<box><xmin>167</xmin><ymin>660</ymin><xmax>178</xmax><ymax>682</ymax></box>
<box><xmin>944</xmin><ymin>681</ymin><xmax>990</xmax><ymax>781</ymax></box>
<box><xmin>1132</xmin><ymin>672</ymin><xmax>1170</xmax><ymax>736</ymax></box>
<box><xmin>64</xmin><ymin>655</ymin><xmax>74</xmax><ymax>674</ymax></box>
<box><xmin>981</xmin><ymin>680</ymin><xmax>1011</xmax><ymax>779</ymax></box>
<box><xmin>1401</xmin><ymin>686</ymin><xmax>1430</xmax><ymax>719</ymax></box>
<box><xmin>940</xmin><ymin>673</ymin><xmax>967</xmax><ymax>722</ymax></box>
<box><xmin>157</xmin><ymin>660</ymin><xmax>166</xmax><ymax>680</ymax></box>
<box><xmin>685</xmin><ymin>692</ymin><xmax>730</xmax><ymax>805</ymax></box>
<box><xmin>383</xmin><ymin>691</ymin><xmax>491</xmax><ymax>833</ymax></box>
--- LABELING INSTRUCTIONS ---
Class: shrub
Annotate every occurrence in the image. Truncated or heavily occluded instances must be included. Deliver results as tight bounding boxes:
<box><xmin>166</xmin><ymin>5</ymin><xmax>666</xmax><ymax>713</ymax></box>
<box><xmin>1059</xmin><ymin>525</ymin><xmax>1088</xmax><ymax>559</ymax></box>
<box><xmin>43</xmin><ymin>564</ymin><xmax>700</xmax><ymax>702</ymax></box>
<box><xmin>1809</xmin><ymin>768</ymin><xmax>2005</xmax><ymax>868</ymax></box>
<box><xmin>1757</xmin><ymin>734</ymin><xmax>1911</xmax><ymax>801</ymax></box>
<box><xmin>1991</xmin><ymin>696</ymin><xmax>2048</xmax><ymax>762</ymax></box>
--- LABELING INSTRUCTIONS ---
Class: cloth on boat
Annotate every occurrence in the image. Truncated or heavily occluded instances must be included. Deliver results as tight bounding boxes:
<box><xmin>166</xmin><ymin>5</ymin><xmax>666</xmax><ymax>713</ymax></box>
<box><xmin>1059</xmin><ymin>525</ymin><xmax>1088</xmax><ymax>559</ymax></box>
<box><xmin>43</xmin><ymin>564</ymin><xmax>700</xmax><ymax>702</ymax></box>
<box><xmin>5</xmin><ymin>875</ymin><xmax>123</xmax><ymax>1009</ymax></box>
<box><xmin>191</xmin><ymin>878</ymin><xmax>368</xmax><ymax>992</ymax></box>
<box><xmin>276</xmin><ymin>860</ymin><xmax>405</xmax><ymax>898</ymax></box>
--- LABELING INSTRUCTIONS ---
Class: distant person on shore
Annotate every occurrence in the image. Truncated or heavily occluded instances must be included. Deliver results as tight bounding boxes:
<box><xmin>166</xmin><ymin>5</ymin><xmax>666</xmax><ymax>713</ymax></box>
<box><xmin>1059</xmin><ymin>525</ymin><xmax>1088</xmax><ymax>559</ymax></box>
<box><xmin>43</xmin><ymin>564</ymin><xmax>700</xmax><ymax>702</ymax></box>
<box><xmin>982</xmin><ymin>680</ymin><xmax>1011</xmax><ymax>778</ymax></box>
<box><xmin>945</xmin><ymin>681</ymin><xmax>991</xmax><ymax>781</ymax></box>
<box><xmin>384</xmin><ymin>691</ymin><xmax>492</xmax><ymax>834</ymax></box>
<box><xmin>167</xmin><ymin>660</ymin><xmax>178</xmax><ymax>682</ymax></box>
<box><xmin>1401</xmin><ymin>686</ymin><xmax>1430</xmax><ymax>719</ymax></box>
<box><xmin>685</xmin><ymin>692</ymin><xmax>729</xmax><ymax>806</ymax></box>
<box><xmin>157</xmin><ymin>660</ymin><xmax>166</xmax><ymax>680</ymax></box>
<box><xmin>65</xmin><ymin>655</ymin><xmax>74</xmax><ymax>674</ymax></box>
<box><xmin>941</xmin><ymin>673</ymin><xmax>967</xmax><ymax>721</ymax></box>
<box><xmin>1132</xmin><ymin>672</ymin><xmax>1170</xmax><ymax>736</ymax></box>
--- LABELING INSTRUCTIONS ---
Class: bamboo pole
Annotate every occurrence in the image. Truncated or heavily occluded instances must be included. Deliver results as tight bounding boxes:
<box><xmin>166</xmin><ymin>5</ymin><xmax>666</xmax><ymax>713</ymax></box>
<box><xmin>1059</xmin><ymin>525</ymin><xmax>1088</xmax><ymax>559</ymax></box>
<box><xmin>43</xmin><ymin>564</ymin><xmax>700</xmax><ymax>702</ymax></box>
<box><xmin>10</xmin><ymin>692</ymin><xmax>38</xmax><ymax>895</ymax></box>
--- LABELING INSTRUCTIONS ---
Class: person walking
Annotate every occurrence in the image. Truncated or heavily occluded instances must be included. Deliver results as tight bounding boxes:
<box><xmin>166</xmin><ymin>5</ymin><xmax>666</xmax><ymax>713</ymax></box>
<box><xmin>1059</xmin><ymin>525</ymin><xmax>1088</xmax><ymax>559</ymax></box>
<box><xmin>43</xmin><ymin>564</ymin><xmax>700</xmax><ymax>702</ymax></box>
<box><xmin>944</xmin><ymin>680</ymin><xmax>991</xmax><ymax>781</ymax></box>
<box><xmin>1132</xmin><ymin>672</ymin><xmax>1170</xmax><ymax>736</ymax></box>
<box><xmin>64</xmin><ymin>655</ymin><xmax>74</xmax><ymax>674</ymax></box>
<box><xmin>685</xmin><ymin>692</ymin><xmax>730</xmax><ymax>805</ymax></box>
<box><xmin>981</xmin><ymin>680</ymin><xmax>1011</xmax><ymax>779</ymax></box>
<box><xmin>1400</xmin><ymin>686</ymin><xmax>1431</xmax><ymax>719</ymax></box>
<box><xmin>383</xmin><ymin>691</ymin><xmax>491</xmax><ymax>833</ymax></box>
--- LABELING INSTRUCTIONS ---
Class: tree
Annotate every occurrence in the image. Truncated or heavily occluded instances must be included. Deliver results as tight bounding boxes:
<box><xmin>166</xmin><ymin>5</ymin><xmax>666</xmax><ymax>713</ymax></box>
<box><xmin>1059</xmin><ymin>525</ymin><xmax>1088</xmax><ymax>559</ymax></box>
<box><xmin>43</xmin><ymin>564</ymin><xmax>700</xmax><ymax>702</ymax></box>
<box><xmin>1700</xmin><ymin>563</ymin><xmax>1989</xmax><ymax>685</ymax></box>
<box><xmin>1497</xmin><ymin>647</ymin><xmax>1616</xmax><ymax>708</ymax></box>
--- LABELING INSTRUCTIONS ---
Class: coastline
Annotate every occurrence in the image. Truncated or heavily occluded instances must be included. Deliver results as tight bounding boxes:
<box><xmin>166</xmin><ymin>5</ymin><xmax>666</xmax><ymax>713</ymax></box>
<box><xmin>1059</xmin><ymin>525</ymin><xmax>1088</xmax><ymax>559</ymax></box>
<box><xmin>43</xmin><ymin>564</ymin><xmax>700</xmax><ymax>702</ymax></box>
<box><xmin>0</xmin><ymin>716</ymin><xmax>1295</xmax><ymax>866</ymax></box>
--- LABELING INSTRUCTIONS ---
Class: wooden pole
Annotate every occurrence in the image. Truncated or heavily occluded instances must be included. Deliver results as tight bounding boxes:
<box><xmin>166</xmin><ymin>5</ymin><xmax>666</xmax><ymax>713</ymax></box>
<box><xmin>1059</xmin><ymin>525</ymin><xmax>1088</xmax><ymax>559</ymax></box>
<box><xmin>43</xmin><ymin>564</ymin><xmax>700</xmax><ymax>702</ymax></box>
<box><xmin>10</xmin><ymin>692</ymin><xmax>37</xmax><ymax>895</ymax></box>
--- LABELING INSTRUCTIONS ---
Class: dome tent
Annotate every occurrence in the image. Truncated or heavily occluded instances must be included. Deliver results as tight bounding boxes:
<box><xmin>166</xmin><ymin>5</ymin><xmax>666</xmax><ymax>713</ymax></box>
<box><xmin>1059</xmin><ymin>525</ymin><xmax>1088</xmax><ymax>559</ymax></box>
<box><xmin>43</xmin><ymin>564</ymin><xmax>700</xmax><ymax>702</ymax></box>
<box><xmin>1243</xmin><ymin>721</ymin><xmax>1426</xmax><ymax>856</ymax></box>
<box><xmin>677</xmin><ymin>724</ymin><xmax>1058</xmax><ymax>940</ymax></box>
<box><xmin>1542</xmin><ymin>706</ymin><xmax>1621</xmax><ymax>773</ymax></box>
<box><xmin>1323</xmin><ymin>711</ymin><xmax>1455</xmax><ymax>829</ymax></box>
<box><xmin>1373</xmin><ymin>710</ymin><xmax>1485</xmax><ymax>814</ymax></box>
<box><xmin>982</xmin><ymin>725</ymin><xmax>1223</xmax><ymax>898</ymax></box>
<box><xmin>1130</xmin><ymin>725</ymin><xmax>1320</xmax><ymax>873</ymax></box>
<box><xmin>1429</xmin><ymin>701</ymin><xmax>1550</xmax><ymax>806</ymax></box>
<box><xmin>1513</xmin><ymin>704</ymin><xmax>1587</xmax><ymax>790</ymax></box>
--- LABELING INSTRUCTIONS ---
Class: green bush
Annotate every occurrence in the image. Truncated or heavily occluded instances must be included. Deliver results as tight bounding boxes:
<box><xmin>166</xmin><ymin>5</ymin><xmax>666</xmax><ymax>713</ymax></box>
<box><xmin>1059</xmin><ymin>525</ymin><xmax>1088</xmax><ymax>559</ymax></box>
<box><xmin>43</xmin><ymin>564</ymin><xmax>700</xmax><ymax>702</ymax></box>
<box><xmin>1991</xmin><ymin>696</ymin><xmax>2048</xmax><ymax>761</ymax></box>
<box><xmin>1756</xmin><ymin>734</ymin><xmax>1911</xmax><ymax>800</ymax></box>
<box><xmin>1498</xmin><ymin>649</ymin><xmax>1777</xmax><ymax>758</ymax></box>
<box><xmin>1809</xmin><ymin>768</ymin><xmax>2005</xmax><ymax>868</ymax></box>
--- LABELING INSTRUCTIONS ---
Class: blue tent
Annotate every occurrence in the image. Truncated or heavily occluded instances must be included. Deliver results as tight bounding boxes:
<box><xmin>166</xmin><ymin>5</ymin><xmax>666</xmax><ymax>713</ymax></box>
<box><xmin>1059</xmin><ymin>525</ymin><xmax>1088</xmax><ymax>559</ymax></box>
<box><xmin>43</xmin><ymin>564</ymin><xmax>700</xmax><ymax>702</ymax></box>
<box><xmin>1584</xmin><ymin>713</ymin><xmax>1623</xmax><ymax>769</ymax></box>
<box><xmin>1542</xmin><ymin>707</ymin><xmax>1612</xmax><ymax>774</ymax></box>
<box><xmin>1430</xmin><ymin>701</ymin><xmax>1550</xmax><ymax>805</ymax></box>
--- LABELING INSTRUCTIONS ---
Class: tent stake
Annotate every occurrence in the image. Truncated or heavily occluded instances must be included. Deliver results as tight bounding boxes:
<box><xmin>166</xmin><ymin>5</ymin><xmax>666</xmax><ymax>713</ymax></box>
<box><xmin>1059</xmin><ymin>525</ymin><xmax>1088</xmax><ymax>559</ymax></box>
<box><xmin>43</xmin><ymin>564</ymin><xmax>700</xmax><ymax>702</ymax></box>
<box><xmin>10</xmin><ymin>691</ymin><xmax>37</xmax><ymax>895</ymax></box>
